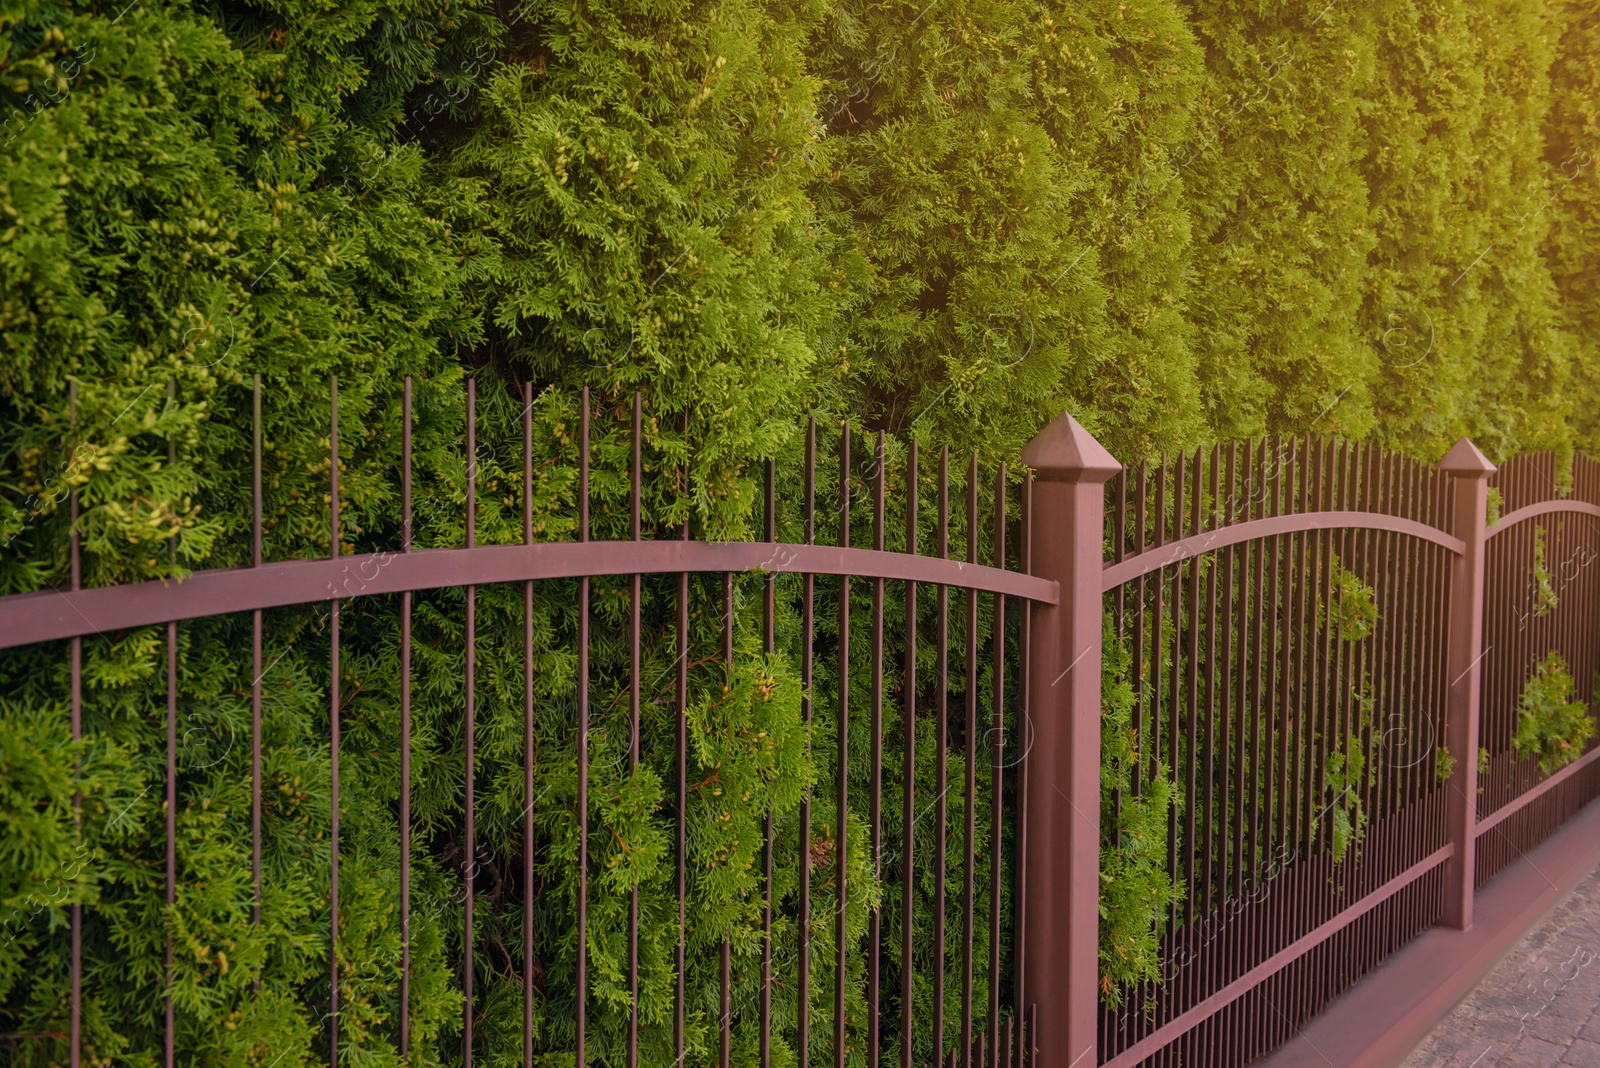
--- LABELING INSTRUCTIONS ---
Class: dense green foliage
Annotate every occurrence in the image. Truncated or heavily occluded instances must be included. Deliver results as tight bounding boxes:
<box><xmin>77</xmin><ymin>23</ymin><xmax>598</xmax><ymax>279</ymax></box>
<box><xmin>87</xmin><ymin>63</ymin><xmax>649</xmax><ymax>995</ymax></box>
<box><xmin>2</xmin><ymin>0</ymin><xmax>1598</xmax><ymax>1060</ymax></box>
<box><xmin>1097</xmin><ymin>621</ymin><xmax>1181</xmax><ymax>1005</ymax></box>
<box><xmin>1511</xmin><ymin>651</ymin><xmax>1596</xmax><ymax>777</ymax></box>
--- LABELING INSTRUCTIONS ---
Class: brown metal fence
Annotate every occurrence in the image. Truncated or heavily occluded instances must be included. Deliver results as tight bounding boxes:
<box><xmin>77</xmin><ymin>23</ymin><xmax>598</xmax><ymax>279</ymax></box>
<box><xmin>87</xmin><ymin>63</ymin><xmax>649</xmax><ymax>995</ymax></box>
<box><xmin>1065</xmin><ymin>433</ymin><xmax>1600</xmax><ymax>1068</ymax></box>
<box><xmin>5</xmin><ymin>404</ymin><xmax>1599</xmax><ymax>1068</ymax></box>
<box><xmin>1092</xmin><ymin>438</ymin><xmax>1459</xmax><ymax>1067</ymax></box>
<box><xmin>1476</xmin><ymin>452</ymin><xmax>1600</xmax><ymax>885</ymax></box>
<box><xmin>1</xmin><ymin>379</ymin><xmax>1049</xmax><ymax>1068</ymax></box>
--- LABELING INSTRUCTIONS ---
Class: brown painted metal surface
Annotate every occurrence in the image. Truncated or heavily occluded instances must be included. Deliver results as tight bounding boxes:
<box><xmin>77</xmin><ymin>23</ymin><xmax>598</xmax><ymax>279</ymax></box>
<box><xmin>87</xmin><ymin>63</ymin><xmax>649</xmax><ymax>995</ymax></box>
<box><xmin>1258</xmin><ymin>794</ymin><xmax>1600</xmax><ymax>1068</ymax></box>
<box><xmin>68</xmin><ymin>384</ymin><xmax>82</xmax><ymax>1068</ymax></box>
<box><xmin>1099</xmin><ymin>509</ymin><xmax>1464</xmax><ymax>591</ymax></box>
<box><xmin>1476</xmin><ymin>451</ymin><xmax>1600</xmax><ymax>889</ymax></box>
<box><xmin>1486</xmin><ymin>498</ymin><xmax>1600</xmax><ymax>541</ymax></box>
<box><xmin>1439</xmin><ymin>439</ymin><xmax>1495</xmax><ymax>930</ymax></box>
<box><xmin>1019</xmin><ymin>412</ymin><xmax>1120</xmax><ymax>1068</ymax></box>
<box><xmin>0</xmin><ymin>540</ymin><xmax>1056</xmax><ymax>650</ymax></box>
<box><xmin>1474</xmin><ymin>745</ymin><xmax>1600</xmax><ymax>837</ymax></box>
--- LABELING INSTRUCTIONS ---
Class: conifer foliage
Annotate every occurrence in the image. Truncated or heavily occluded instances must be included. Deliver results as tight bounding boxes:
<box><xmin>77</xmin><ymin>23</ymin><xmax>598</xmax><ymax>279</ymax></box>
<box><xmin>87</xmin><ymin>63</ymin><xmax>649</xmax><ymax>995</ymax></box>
<box><xmin>2</xmin><ymin>0</ymin><xmax>1598</xmax><ymax>1062</ymax></box>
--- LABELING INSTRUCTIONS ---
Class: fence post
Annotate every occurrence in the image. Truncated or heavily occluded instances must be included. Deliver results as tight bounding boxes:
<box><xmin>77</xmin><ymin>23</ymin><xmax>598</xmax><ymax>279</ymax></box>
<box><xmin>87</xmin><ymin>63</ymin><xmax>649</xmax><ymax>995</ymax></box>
<box><xmin>1438</xmin><ymin>438</ymin><xmax>1495</xmax><ymax>931</ymax></box>
<box><xmin>1020</xmin><ymin>413</ymin><xmax>1120</xmax><ymax>1068</ymax></box>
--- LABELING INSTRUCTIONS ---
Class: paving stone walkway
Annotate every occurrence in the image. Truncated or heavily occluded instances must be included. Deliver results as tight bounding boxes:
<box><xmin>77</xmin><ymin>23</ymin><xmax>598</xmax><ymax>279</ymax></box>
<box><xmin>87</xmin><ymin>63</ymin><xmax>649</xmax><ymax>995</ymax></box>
<box><xmin>1402</xmin><ymin>860</ymin><xmax>1600</xmax><ymax>1068</ymax></box>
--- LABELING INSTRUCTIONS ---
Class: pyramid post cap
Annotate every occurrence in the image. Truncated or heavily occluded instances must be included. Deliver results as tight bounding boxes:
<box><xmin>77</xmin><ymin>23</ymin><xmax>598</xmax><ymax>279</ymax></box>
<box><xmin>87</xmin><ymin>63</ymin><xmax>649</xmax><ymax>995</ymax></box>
<box><xmin>1436</xmin><ymin>438</ymin><xmax>1496</xmax><ymax>478</ymax></box>
<box><xmin>1020</xmin><ymin>412</ymin><xmax>1121</xmax><ymax>484</ymax></box>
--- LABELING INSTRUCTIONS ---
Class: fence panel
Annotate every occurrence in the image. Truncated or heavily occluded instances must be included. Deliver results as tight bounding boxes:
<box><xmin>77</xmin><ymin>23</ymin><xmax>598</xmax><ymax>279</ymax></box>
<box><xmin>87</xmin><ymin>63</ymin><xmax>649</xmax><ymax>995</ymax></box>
<box><xmin>0</xmin><ymin>380</ymin><xmax>1053</xmax><ymax>1068</ymax></box>
<box><xmin>1090</xmin><ymin>437</ymin><xmax>1458</xmax><ymax>1067</ymax></box>
<box><xmin>1476</xmin><ymin>452</ymin><xmax>1600</xmax><ymax>884</ymax></box>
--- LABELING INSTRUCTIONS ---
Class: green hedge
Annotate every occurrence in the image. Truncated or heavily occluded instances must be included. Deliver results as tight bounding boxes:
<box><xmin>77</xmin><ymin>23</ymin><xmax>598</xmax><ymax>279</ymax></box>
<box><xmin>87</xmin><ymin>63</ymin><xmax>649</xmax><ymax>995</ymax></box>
<box><xmin>2</xmin><ymin>0</ymin><xmax>1597</xmax><ymax>1062</ymax></box>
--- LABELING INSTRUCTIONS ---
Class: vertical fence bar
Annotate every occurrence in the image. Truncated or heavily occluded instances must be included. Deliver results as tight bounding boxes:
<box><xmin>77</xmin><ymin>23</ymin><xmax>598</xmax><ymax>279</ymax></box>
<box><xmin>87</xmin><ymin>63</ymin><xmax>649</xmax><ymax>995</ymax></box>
<box><xmin>836</xmin><ymin>424</ymin><xmax>852</xmax><ymax>1068</ymax></box>
<box><xmin>1018</xmin><ymin>413</ymin><xmax>1118</xmax><ymax>1068</ymax></box>
<box><xmin>1111</xmin><ymin>471</ymin><xmax>1127</xmax><ymax>843</ymax></box>
<box><xmin>465</xmin><ymin>378</ymin><xmax>477</xmax><ymax>1068</ymax></box>
<box><xmin>166</xmin><ymin>615</ymin><xmax>177</xmax><ymax>1068</ymax></box>
<box><xmin>800</xmin><ymin>417</ymin><xmax>816</xmax><ymax>1068</ymax></box>
<box><xmin>679</xmin><ymin>454</ymin><xmax>691</xmax><ymax>1068</ymax></box>
<box><xmin>1133</xmin><ymin>462</ymin><xmax>1147</xmax><ymax>805</ymax></box>
<box><xmin>577</xmin><ymin>388</ymin><xmax>590</xmax><ymax>1067</ymax></box>
<box><xmin>988</xmin><ymin>463</ymin><xmax>1006</xmax><ymax>1066</ymax></box>
<box><xmin>1289</xmin><ymin>442</ymin><xmax>1308</xmax><ymax>867</ymax></box>
<box><xmin>523</xmin><ymin>382</ymin><xmax>535</xmax><ymax>1068</ymax></box>
<box><xmin>1345</xmin><ymin>441</ymin><xmax>1364</xmax><ymax>829</ymax></box>
<box><xmin>1310</xmin><ymin>441</ymin><xmax>1331</xmax><ymax>874</ymax></box>
<box><xmin>252</xmin><ymin>377</ymin><xmax>264</xmax><ymax>943</ymax></box>
<box><xmin>1183</xmin><ymin>448</ymin><xmax>1202</xmax><ymax>928</ymax></box>
<box><xmin>164</xmin><ymin>379</ymin><xmax>179</xmax><ymax>1068</ymax></box>
<box><xmin>901</xmin><ymin>440</ymin><xmax>919</xmax><ymax>1068</ymax></box>
<box><xmin>1439</xmin><ymin>439</ymin><xmax>1494</xmax><ymax>929</ymax></box>
<box><xmin>1374</xmin><ymin>452</ymin><xmax>1396</xmax><ymax>820</ymax></box>
<box><xmin>329</xmin><ymin>375</ymin><xmax>340</xmax><ymax>1065</ymax></box>
<box><xmin>869</xmin><ymin>432</ymin><xmax>886</xmax><ymax>1068</ymax></box>
<box><xmin>1226</xmin><ymin>443</ymin><xmax>1241</xmax><ymax>900</ymax></box>
<box><xmin>1184</xmin><ymin>444</ymin><xmax>1201</xmax><ymax>1057</ymax></box>
<box><xmin>1171</xmin><ymin>451</ymin><xmax>1189</xmax><ymax>934</ymax></box>
<box><xmin>1267</xmin><ymin>438</ymin><xmax>1286</xmax><ymax>873</ymax></box>
<box><xmin>1249</xmin><ymin>441</ymin><xmax>1267</xmax><ymax>884</ymax></box>
<box><xmin>400</xmin><ymin>377</ymin><xmax>413</xmax><ymax>1055</ymax></box>
<box><xmin>1230</xmin><ymin>443</ymin><xmax>1248</xmax><ymax>910</ymax></box>
<box><xmin>1018</xmin><ymin>475</ymin><xmax>1033</xmax><ymax>1068</ymax></box>
<box><xmin>1358</xmin><ymin>445</ymin><xmax>1378</xmax><ymax>829</ymax></box>
<box><xmin>69</xmin><ymin>383</ymin><xmax>82</xmax><ymax>1068</ymax></box>
<box><xmin>1153</xmin><ymin>458</ymin><xmax>1166</xmax><ymax>791</ymax></box>
<box><xmin>935</xmin><ymin>448</ymin><xmax>950</xmax><ymax>1066</ymax></box>
<box><xmin>1401</xmin><ymin>457</ymin><xmax>1425</xmax><ymax>818</ymax></box>
<box><xmin>1202</xmin><ymin>445</ymin><xmax>1219</xmax><ymax>919</ymax></box>
<box><xmin>628</xmin><ymin>392</ymin><xmax>643</xmax><ymax>1068</ymax></box>
<box><xmin>963</xmin><ymin>456</ymin><xmax>980</xmax><ymax>1066</ymax></box>
<box><xmin>762</xmin><ymin>456</ymin><xmax>777</xmax><ymax>1068</ymax></box>
<box><xmin>1292</xmin><ymin>442</ymin><xmax>1310</xmax><ymax>1030</ymax></box>
<box><xmin>724</xmin><ymin>566</ymin><xmax>735</xmax><ymax>1068</ymax></box>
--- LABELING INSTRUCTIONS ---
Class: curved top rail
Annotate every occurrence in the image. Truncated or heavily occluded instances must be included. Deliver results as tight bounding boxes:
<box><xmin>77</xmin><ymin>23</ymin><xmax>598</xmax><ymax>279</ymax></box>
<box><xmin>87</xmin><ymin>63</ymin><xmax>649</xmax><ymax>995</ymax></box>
<box><xmin>1101</xmin><ymin>510</ymin><xmax>1464</xmax><ymax>592</ymax></box>
<box><xmin>0</xmin><ymin>539</ymin><xmax>1058</xmax><ymax>651</ymax></box>
<box><xmin>1486</xmin><ymin>499</ymin><xmax>1600</xmax><ymax>541</ymax></box>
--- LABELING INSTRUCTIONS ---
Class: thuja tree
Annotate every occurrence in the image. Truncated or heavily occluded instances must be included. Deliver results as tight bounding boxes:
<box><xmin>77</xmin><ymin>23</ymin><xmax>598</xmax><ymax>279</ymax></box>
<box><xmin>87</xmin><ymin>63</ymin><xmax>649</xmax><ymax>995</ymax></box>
<box><xmin>0</xmin><ymin>0</ymin><xmax>496</xmax><ymax>1062</ymax></box>
<box><xmin>1362</xmin><ymin>0</ymin><xmax>1586</xmax><ymax>461</ymax></box>
<box><xmin>6</xmin><ymin>0</ymin><xmax>1600</xmax><ymax>1061</ymax></box>
<box><xmin>1175</xmin><ymin>0</ymin><xmax>1381</xmax><ymax>442</ymax></box>
<box><xmin>431</xmin><ymin>0</ymin><xmax>842</xmax><ymax>1059</ymax></box>
<box><xmin>441</xmin><ymin>0</ymin><xmax>832</xmax><ymax>531</ymax></box>
<box><xmin>1540</xmin><ymin>0</ymin><xmax>1600</xmax><ymax>457</ymax></box>
<box><xmin>1426</xmin><ymin>0</ymin><xmax>1574</xmax><ymax>460</ymax></box>
<box><xmin>1356</xmin><ymin>0</ymin><xmax>1492</xmax><ymax>454</ymax></box>
<box><xmin>808</xmin><ymin>0</ymin><xmax>1208</xmax><ymax>466</ymax></box>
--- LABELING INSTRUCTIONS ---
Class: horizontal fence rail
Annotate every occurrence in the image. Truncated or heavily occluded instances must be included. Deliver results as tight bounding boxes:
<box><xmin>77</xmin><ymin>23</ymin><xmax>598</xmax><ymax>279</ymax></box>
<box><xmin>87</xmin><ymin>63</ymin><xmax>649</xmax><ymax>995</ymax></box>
<box><xmin>0</xmin><ymin>541</ymin><xmax>1056</xmax><ymax>649</ymax></box>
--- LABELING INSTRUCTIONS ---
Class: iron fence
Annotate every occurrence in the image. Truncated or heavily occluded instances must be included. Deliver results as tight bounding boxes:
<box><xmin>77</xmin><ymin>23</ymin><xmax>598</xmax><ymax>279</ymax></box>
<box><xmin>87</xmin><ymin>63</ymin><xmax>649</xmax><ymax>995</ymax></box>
<box><xmin>1092</xmin><ymin>438</ymin><xmax>1459</xmax><ymax>1066</ymax></box>
<box><xmin>4</xmin><ymin>402</ymin><xmax>1599</xmax><ymax>1068</ymax></box>
<box><xmin>1476</xmin><ymin>452</ymin><xmax>1600</xmax><ymax>884</ymax></box>
<box><xmin>0</xmin><ymin>379</ymin><xmax>1048</xmax><ymax>1068</ymax></box>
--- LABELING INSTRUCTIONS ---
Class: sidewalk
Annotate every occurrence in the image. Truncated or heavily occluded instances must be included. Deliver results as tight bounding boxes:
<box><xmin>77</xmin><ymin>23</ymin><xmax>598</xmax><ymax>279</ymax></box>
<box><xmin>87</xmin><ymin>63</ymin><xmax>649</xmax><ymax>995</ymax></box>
<box><xmin>1401</xmin><ymin>861</ymin><xmax>1600</xmax><ymax>1068</ymax></box>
